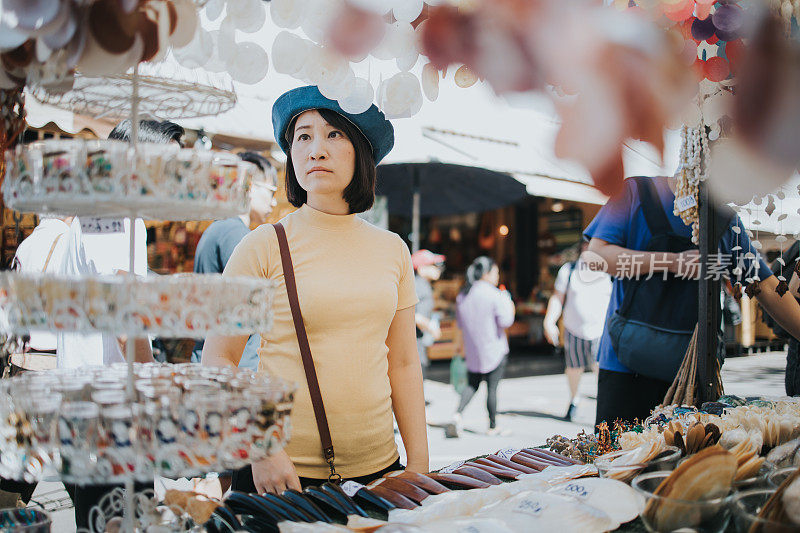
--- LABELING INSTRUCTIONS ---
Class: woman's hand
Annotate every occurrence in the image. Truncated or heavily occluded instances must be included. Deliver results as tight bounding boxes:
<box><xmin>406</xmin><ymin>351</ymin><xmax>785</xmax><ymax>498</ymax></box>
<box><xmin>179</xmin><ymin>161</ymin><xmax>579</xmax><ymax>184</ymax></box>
<box><xmin>251</xmin><ymin>450</ymin><xmax>302</xmax><ymax>494</ymax></box>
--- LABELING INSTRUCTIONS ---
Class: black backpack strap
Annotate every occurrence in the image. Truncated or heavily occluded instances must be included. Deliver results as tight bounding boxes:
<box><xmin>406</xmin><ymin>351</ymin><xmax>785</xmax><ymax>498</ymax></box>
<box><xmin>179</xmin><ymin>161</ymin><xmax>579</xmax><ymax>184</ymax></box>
<box><xmin>637</xmin><ymin>178</ymin><xmax>672</xmax><ymax>238</ymax></box>
<box><xmin>713</xmin><ymin>204</ymin><xmax>736</xmax><ymax>245</ymax></box>
<box><xmin>617</xmin><ymin>178</ymin><xmax>670</xmax><ymax>316</ymax></box>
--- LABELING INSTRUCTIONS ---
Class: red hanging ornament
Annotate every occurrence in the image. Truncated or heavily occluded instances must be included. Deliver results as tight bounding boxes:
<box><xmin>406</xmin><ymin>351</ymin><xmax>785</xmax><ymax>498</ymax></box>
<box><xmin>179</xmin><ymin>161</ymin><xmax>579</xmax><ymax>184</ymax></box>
<box><xmin>704</xmin><ymin>56</ymin><xmax>730</xmax><ymax>81</ymax></box>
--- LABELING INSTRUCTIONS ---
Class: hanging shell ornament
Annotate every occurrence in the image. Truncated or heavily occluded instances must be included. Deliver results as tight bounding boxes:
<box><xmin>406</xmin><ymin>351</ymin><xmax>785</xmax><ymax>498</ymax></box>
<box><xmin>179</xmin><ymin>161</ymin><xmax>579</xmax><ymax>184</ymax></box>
<box><xmin>766</xmin><ymin>195</ymin><xmax>777</xmax><ymax>216</ymax></box>
<box><xmin>732</xmin><ymin>283</ymin><xmax>743</xmax><ymax>299</ymax></box>
<box><xmin>454</xmin><ymin>64</ymin><xmax>478</xmax><ymax>88</ymax></box>
<box><xmin>745</xmin><ymin>280</ymin><xmax>762</xmax><ymax>298</ymax></box>
<box><xmin>673</xmin><ymin>125</ymin><xmax>707</xmax><ymax>244</ymax></box>
<box><xmin>777</xmin><ymin>279</ymin><xmax>790</xmax><ymax>297</ymax></box>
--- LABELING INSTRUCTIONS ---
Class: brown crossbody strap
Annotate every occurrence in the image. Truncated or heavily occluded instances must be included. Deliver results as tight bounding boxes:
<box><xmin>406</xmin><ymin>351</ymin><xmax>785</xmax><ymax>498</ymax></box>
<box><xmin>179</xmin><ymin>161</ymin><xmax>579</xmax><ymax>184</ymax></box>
<box><xmin>273</xmin><ymin>223</ymin><xmax>340</xmax><ymax>483</ymax></box>
<box><xmin>41</xmin><ymin>233</ymin><xmax>63</xmax><ymax>273</ymax></box>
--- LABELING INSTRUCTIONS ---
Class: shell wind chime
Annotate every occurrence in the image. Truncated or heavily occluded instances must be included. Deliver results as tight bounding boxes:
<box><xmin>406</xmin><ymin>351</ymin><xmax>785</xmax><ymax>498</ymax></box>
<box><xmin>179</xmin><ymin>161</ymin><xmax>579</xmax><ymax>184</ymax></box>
<box><xmin>673</xmin><ymin>124</ymin><xmax>708</xmax><ymax>245</ymax></box>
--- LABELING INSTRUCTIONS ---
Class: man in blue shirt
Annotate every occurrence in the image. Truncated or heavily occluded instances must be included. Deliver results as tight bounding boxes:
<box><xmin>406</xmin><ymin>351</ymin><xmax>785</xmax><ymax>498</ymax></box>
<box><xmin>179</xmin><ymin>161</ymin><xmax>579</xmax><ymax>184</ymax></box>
<box><xmin>586</xmin><ymin>175</ymin><xmax>800</xmax><ymax>426</ymax></box>
<box><xmin>191</xmin><ymin>152</ymin><xmax>277</xmax><ymax>369</ymax></box>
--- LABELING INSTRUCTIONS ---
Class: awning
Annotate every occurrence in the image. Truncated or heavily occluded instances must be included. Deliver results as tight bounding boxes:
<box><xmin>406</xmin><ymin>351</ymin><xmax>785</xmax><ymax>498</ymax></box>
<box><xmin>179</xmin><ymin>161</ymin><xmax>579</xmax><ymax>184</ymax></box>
<box><xmin>24</xmin><ymin>97</ymin><xmax>115</xmax><ymax>138</ymax></box>
<box><xmin>514</xmin><ymin>172</ymin><xmax>608</xmax><ymax>205</ymax></box>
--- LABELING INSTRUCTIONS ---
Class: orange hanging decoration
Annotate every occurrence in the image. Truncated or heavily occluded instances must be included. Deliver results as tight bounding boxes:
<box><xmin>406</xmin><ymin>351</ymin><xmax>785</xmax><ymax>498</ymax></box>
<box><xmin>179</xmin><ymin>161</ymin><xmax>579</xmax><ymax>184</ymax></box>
<box><xmin>663</xmin><ymin>0</ymin><xmax>696</xmax><ymax>22</ymax></box>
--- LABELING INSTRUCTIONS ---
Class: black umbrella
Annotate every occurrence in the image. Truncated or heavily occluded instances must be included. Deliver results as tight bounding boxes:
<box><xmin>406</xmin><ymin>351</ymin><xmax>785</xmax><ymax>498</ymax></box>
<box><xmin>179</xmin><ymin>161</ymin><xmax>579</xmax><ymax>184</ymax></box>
<box><xmin>376</xmin><ymin>162</ymin><xmax>529</xmax><ymax>251</ymax></box>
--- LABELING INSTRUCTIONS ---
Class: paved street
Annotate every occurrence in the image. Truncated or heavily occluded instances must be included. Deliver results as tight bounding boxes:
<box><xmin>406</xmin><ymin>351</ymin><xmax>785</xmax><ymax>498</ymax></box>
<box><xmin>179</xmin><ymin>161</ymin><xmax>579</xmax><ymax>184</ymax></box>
<box><xmin>34</xmin><ymin>351</ymin><xmax>789</xmax><ymax>530</ymax></box>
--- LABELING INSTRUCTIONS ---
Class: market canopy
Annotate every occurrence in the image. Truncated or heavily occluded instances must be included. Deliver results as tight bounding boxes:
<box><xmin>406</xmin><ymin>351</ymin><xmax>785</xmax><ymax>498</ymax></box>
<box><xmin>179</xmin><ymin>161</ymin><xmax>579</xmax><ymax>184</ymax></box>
<box><xmin>376</xmin><ymin>162</ymin><xmax>529</xmax><ymax>217</ymax></box>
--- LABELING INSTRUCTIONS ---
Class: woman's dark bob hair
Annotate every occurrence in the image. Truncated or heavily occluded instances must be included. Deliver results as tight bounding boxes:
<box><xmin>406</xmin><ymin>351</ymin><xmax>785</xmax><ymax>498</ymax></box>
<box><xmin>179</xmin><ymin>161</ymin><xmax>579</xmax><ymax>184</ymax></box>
<box><xmin>283</xmin><ymin>108</ymin><xmax>376</xmax><ymax>214</ymax></box>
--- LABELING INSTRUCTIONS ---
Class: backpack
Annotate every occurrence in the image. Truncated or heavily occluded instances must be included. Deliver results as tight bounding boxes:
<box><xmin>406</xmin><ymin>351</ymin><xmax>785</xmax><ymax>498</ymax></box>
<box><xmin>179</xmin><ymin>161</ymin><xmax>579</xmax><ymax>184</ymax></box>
<box><xmin>607</xmin><ymin>178</ymin><xmax>717</xmax><ymax>382</ymax></box>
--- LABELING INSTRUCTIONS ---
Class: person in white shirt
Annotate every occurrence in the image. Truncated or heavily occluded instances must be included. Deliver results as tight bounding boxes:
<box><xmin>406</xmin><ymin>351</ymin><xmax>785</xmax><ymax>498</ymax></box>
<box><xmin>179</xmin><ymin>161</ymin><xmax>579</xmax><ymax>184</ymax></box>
<box><xmin>544</xmin><ymin>241</ymin><xmax>612</xmax><ymax>421</ymax></box>
<box><xmin>12</xmin><ymin>216</ymin><xmax>72</xmax><ymax>354</ymax></box>
<box><xmin>54</xmin><ymin>119</ymin><xmax>183</xmax><ymax>531</ymax></box>
<box><xmin>0</xmin><ymin>215</ymin><xmax>71</xmax><ymax>507</ymax></box>
<box><xmin>55</xmin><ymin>120</ymin><xmax>185</xmax><ymax>370</ymax></box>
<box><xmin>56</xmin><ymin>216</ymin><xmax>151</xmax><ymax>367</ymax></box>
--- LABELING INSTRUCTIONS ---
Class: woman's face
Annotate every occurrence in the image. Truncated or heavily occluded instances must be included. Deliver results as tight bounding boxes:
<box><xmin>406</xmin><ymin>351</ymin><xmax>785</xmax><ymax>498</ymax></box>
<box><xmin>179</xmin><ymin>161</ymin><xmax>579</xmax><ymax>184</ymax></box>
<box><xmin>290</xmin><ymin>110</ymin><xmax>356</xmax><ymax>200</ymax></box>
<box><xmin>482</xmin><ymin>265</ymin><xmax>500</xmax><ymax>286</ymax></box>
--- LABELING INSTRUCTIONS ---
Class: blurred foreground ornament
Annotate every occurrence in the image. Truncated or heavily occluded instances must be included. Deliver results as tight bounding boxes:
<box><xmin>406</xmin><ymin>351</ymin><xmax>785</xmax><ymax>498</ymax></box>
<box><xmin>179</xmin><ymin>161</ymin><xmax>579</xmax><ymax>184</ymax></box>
<box><xmin>728</xmin><ymin>12</ymin><xmax>800</xmax><ymax>193</ymax></box>
<box><xmin>0</xmin><ymin>0</ymin><xmax>202</xmax><ymax>88</ymax></box>
<box><xmin>0</xmin><ymin>88</ymin><xmax>26</xmax><ymax>180</ymax></box>
<box><xmin>419</xmin><ymin>1</ymin><xmax>696</xmax><ymax>197</ymax></box>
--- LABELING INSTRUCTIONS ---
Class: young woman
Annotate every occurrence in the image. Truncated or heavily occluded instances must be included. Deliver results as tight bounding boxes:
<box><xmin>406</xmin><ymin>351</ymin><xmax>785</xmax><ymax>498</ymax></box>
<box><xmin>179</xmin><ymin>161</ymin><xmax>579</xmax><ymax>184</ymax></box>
<box><xmin>202</xmin><ymin>86</ymin><xmax>428</xmax><ymax>493</ymax></box>
<box><xmin>446</xmin><ymin>257</ymin><xmax>515</xmax><ymax>437</ymax></box>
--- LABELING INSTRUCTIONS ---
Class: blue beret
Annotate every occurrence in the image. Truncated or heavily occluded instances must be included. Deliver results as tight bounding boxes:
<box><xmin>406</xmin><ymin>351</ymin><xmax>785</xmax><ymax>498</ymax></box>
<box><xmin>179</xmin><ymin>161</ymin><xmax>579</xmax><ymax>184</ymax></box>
<box><xmin>272</xmin><ymin>85</ymin><xmax>394</xmax><ymax>164</ymax></box>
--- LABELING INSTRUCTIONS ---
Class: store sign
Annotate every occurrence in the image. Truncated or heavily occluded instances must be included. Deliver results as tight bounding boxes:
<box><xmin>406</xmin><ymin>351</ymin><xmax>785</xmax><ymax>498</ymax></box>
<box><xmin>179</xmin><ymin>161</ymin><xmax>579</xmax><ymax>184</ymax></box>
<box><xmin>81</xmin><ymin>217</ymin><xmax>124</xmax><ymax>234</ymax></box>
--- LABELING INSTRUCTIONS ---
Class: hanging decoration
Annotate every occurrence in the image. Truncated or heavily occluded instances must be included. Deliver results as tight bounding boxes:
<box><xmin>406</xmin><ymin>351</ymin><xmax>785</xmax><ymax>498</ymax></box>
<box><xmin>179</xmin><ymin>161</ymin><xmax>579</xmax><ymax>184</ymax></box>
<box><xmin>415</xmin><ymin>1</ymin><xmax>699</xmax><ymax>196</ymax></box>
<box><xmin>743</xmin><ymin>198</ymin><xmax>762</xmax><ymax>299</ymax></box>
<box><xmin>305</xmin><ymin>0</ymin><xmax>432</xmax><ymax>119</ymax></box>
<box><xmin>0</xmin><ymin>88</ymin><xmax>26</xmax><ymax>181</ymax></box>
<box><xmin>0</xmin><ymin>0</ymin><xmax>202</xmax><ymax>90</ymax></box>
<box><xmin>171</xmin><ymin>0</ymin><xmax>443</xmax><ymax>118</ymax></box>
<box><xmin>673</xmin><ymin>124</ymin><xmax>708</xmax><ymax>244</ymax></box>
<box><xmin>775</xmin><ymin>186</ymin><xmax>790</xmax><ymax>297</ymax></box>
<box><xmin>173</xmin><ymin>0</ymin><xmax>269</xmax><ymax>85</ymax></box>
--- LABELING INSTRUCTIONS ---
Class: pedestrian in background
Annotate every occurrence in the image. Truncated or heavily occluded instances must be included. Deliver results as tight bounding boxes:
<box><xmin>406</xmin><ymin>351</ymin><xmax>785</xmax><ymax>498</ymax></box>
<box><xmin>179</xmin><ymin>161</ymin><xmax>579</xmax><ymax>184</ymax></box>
<box><xmin>543</xmin><ymin>241</ymin><xmax>611</xmax><ymax>421</ymax></box>
<box><xmin>411</xmin><ymin>249</ymin><xmax>445</xmax><ymax>387</ymax></box>
<box><xmin>0</xmin><ymin>215</ymin><xmax>71</xmax><ymax>508</ymax></box>
<box><xmin>192</xmin><ymin>151</ymin><xmax>278</xmax><ymax>369</ymax></box>
<box><xmin>446</xmin><ymin>256</ymin><xmax>515</xmax><ymax>437</ymax></box>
